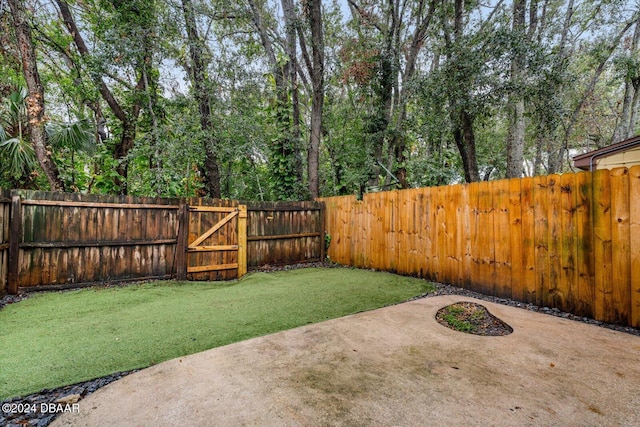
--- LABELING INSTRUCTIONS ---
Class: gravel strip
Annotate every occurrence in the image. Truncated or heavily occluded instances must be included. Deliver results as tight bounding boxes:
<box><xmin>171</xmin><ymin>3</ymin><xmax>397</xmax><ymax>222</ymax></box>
<box><xmin>2</xmin><ymin>263</ymin><xmax>638</xmax><ymax>426</ymax></box>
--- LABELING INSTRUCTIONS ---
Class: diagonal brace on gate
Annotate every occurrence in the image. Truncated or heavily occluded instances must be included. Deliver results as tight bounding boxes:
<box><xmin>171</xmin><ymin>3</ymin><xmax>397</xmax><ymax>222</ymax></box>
<box><xmin>188</xmin><ymin>209</ymin><xmax>239</xmax><ymax>248</ymax></box>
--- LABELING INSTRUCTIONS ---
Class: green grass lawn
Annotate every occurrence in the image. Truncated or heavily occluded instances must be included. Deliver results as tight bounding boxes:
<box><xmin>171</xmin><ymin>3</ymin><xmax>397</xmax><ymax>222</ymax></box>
<box><xmin>0</xmin><ymin>267</ymin><xmax>433</xmax><ymax>399</ymax></box>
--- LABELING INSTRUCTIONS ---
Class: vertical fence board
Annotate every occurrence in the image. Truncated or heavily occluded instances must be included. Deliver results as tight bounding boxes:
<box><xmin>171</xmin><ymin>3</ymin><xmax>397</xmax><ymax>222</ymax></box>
<box><xmin>630</xmin><ymin>166</ymin><xmax>640</xmax><ymax>328</ymax></box>
<box><xmin>593</xmin><ymin>169</ymin><xmax>613</xmax><ymax>322</ymax></box>
<box><xmin>467</xmin><ymin>182</ymin><xmax>480</xmax><ymax>290</ymax></box>
<box><xmin>446</xmin><ymin>185</ymin><xmax>461</xmax><ymax>286</ymax></box>
<box><xmin>0</xmin><ymin>191</ymin><xmax>10</xmax><ymax>295</ymax></box>
<box><xmin>422</xmin><ymin>187</ymin><xmax>434</xmax><ymax>280</ymax></box>
<box><xmin>519</xmin><ymin>177</ymin><xmax>536</xmax><ymax>303</ymax></box>
<box><xmin>610</xmin><ymin>168</ymin><xmax>631</xmax><ymax>325</ymax></box>
<box><xmin>559</xmin><ymin>173</ymin><xmax>578</xmax><ymax>313</ymax></box>
<box><xmin>479</xmin><ymin>181</ymin><xmax>495</xmax><ymax>295</ymax></box>
<box><xmin>433</xmin><ymin>186</ymin><xmax>445</xmax><ymax>283</ymax></box>
<box><xmin>456</xmin><ymin>184</ymin><xmax>472</xmax><ymax>288</ymax></box>
<box><xmin>386</xmin><ymin>191</ymin><xmax>396</xmax><ymax>272</ymax></box>
<box><xmin>509</xmin><ymin>178</ymin><xmax>524</xmax><ymax>301</ymax></box>
<box><xmin>547</xmin><ymin>174</ymin><xmax>562</xmax><ymax>309</ymax></box>
<box><xmin>453</xmin><ymin>185</ymin><xmax>467</xmax><ymax>287</ymax></box>
<box><xmin>494</xmin><ymin>179</ymin><xmax>511</xmax><ymax>299</ymax></box>
<box><xmin>460</xmin><ymin>185</ymin><xmax>471</xmax><ymax>287</ymax></box>
<box><xmin>402</xmin><ymin>190</ymin><xmax>411</xmax><ymax>275</ymax></box>
<box><xmin>8</xmin><ymin>195</ymin><xmax>22</xmax><ymax>294</ymax></box>
<box><xmin>533</xmin><ymin>175</ymin><xmax>549</xmax><ymax>307</ymax></box>
<box><xmin>391</xmin><ymin>191</ymin><xmax>406</xmax><ymax>274</ymax></box>
<box><xmin>575</xmin><ymin>171</ymin><xmax>595</xmax><ymax>317</ymax></box>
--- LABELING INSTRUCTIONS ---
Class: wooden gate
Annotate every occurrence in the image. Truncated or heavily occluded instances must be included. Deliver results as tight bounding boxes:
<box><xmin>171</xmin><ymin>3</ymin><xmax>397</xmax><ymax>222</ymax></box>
<box><xmin>177</xmin><ymin>204</ymin><xmax>247</xmax><ymax>281</ymax></box>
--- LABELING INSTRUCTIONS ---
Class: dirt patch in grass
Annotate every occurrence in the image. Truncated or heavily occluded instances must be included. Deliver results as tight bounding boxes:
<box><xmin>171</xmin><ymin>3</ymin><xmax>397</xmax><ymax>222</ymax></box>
<box><xmin>436</xmin><ymin>301</ymin><xmax>513</xmax><ymax>336</ymax></box>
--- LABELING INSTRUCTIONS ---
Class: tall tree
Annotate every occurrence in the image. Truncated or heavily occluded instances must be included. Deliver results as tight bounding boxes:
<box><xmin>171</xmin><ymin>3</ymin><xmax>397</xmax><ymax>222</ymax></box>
<box><xmin>8</xmin><ymin>0</ymin><xmax>64</xmax><ymax>191</ymax></box>
<box><xmin>305</xmin><ymin>0</ymin><xmax>324</xmax><ymax>198</ymax></box>
<box><xmin>347</xmin><ymin>0</ymin><xmax>437</xmax><ymax>188</ymax></box>
<box><xmin>181</xmin><ymin>0</ymin><xmax>221</xmax><ymax>198</ymax></box>
<box><xmin>247</xmin><ymin>0</ymin><xmax>305</xmax><ymax>200</ymax></box>
<box><xmin>443</xmin><ymin>0</ymin><xmax>480</xmax><ymax>182</ymax></box>
<box><xmin>55</xmin><ymin>0</ymin><xmax>154</xmax><ymax>194</ymax></box>
<box><xmin>505</xmin><ymin>0</ymin><xmax>526</xmax><ymax>178</ymax></box>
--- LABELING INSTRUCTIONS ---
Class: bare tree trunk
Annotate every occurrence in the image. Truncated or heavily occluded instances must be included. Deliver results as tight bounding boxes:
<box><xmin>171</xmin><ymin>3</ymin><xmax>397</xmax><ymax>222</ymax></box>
<box><xmin>281</xmin><ymin>0</ymin><xmax>304</xmax><ymax>189</ymax></box>
<box><xmin>9</xmin><ymin>0</ymin><xmax>64</xmax><ymax>191</ymax></box>
<box><xmin>444</xmin><ymin>0</ymin><xmax>480</xmax><ymax>183</ymax></box>
<box><xmin>305</xmin><ymin>0</ymin><xmax>324</xmax><ymax>198</ymax></box>
<box><xmin>506</xmin><ymin>0</ymin><xmax>526</xmax><ymax>178</ymax></box>
<box><xmin>181</xmin><ymin>0</ymin><xmax>221</xmax><ymax>198</ymax></box>
<box><xmin>453</xmin><ymin>110</ymin><xmax>480</xmax><ymax>183</ymax></box>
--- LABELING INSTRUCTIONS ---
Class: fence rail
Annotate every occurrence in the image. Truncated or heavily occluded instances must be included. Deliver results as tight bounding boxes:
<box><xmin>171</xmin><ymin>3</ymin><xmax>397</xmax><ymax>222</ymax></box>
<box><xmin>319</xmin><ymin>166</ymin><xmax>640</xmax><ymax>328</ymax></box>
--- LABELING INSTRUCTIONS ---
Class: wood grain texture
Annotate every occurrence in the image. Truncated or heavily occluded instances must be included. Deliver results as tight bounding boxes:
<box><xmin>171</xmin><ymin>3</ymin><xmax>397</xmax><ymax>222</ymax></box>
<box><xmin>318</xmin><ymin>166</ymin><xmax>639</xmax><ymax>327</ymax></box>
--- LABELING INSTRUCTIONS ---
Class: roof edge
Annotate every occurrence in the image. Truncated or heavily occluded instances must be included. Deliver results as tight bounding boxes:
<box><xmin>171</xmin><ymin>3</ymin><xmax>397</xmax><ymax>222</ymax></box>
<box><xmin>573</xmin><ymin>134</ymin><xmax>640</xmax><ymax>170</ymax></box>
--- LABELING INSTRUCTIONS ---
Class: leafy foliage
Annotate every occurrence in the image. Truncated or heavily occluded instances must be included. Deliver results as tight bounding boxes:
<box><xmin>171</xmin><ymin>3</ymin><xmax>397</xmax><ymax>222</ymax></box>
<box><xmin>2</xmin><ymin>0</ymin><xmax>639</xmax><ymax>195</ymax></box>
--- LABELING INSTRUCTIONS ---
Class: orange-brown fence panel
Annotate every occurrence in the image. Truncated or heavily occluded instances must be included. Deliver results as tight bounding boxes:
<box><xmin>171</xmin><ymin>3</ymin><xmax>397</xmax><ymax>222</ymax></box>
<box><xmin>319</xmin><ymin>166</ymin><xmax>640</xmax><ymax>327</ymax></box>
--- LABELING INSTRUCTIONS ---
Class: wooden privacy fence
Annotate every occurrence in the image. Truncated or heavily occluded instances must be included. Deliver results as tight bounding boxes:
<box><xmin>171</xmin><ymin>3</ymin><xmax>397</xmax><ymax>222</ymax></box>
<box><xmin>246</xmin><ymin>201</ymin><xmax>325</xmax><ymax>268</ymax></box>
<box><xmin>6</xmin><ymin>191</ymin><xmax>182</xmax><ymax>294</ymax></box>
<box><xmin>0</xmin><ymin>190</ymin><xmax>324</xmax><ymax>294</ymax></box>
<box><xmin>319</xmin><ymin>166</ymin><xmax>640</xmax><ymax>328</ymax></box>
<box><xmin>0</xmin><ymin>190</ymin><xmax>10</xmax><ymax>295</ymax></box>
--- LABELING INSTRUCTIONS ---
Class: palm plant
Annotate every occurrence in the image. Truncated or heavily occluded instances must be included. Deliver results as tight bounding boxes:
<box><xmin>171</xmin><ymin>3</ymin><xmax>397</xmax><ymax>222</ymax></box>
<box><xmin>47</xmin><ymin>114</ymin><xmax>95</xmax><ymax>190</ymax></box>
<box><xmin>0</xmin><ymin>85</ymin><xmax>95</xmax><ymax>190</ymax></box>
<box><xmin>0</xmin><ymin>87</ymin><xmax>37</xmax><ymax>188</ymax></box>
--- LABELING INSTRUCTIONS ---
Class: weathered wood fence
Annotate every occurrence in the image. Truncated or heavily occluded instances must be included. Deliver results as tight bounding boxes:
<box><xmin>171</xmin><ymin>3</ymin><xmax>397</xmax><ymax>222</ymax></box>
<box><xmin>320</xmin><ymin>166</ymin><xmax>640</xmax><ymax>328</ymax></box>
<box><xmin>246</xmin><ymin>201</ymin><xmax>325</xmax><ymax>268</ymax></box>
<box><xmin>0</xmin><ymin>190</ymin><xmax>323</xmax><ymax>294</ymax></box>
<box><xmin>0</xmin><ymin>190</ymin><xmax>10</xmax><ymax>295</ymax></box>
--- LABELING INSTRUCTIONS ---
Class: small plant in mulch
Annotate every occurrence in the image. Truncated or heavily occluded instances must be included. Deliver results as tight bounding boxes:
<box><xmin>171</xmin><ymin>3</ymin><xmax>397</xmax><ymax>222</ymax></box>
<box><xmin>436</xmin><ymin>302</ymin><xmax>513</xmax><ymax>336</ymax></box>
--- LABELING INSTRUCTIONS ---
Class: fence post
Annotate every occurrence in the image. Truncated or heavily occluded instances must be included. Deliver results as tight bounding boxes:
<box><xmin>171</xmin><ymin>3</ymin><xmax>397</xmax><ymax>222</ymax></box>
<box><xmin>237</xmin><ymin>205</ymin><xmax>247</xmax><ymax>278</ymax></box>
<box><xmin>319</xmin><ymin>201</ymin><xmax>326</xmax><ymax>262</ymax></box>
<box><xmin>175</xmin><ymin>203</ymin><xmax>188</xmax><ymax>280</ymax></box>
<box><xmin>8</xmin><ymin>194</ymin><xmax>21</xmax><ymax>294</ymax></box>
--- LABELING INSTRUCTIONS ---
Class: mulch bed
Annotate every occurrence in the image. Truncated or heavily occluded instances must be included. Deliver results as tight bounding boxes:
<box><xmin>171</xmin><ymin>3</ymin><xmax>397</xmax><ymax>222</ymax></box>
<box><xmin>435</xmin><ymin>301</ymin><xmax>513</xmax><ymax>336</ymax></box>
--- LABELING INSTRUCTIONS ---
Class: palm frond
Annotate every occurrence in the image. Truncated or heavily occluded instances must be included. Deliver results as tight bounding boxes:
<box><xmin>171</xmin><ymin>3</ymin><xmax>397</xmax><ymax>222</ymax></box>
<box><xmin>0</xmin><ymin>136</ymin><xmax>36</xmax><ymax>177</ymax></box>
<box><xmin>47</xmin><ymin>119</ymin><xmax>96</xmax><ymax>154</ymax></box>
